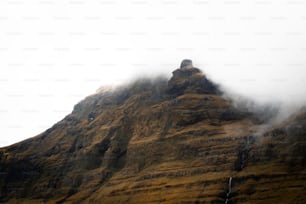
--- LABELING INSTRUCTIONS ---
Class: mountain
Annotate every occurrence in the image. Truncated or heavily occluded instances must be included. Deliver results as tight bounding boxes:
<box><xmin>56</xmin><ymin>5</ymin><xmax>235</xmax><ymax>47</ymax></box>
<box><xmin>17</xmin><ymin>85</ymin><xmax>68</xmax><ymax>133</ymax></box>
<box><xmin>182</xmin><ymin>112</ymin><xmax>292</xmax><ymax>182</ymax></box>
<box><xmin>0</xmin><ymin>63</ymin><xmax>305</xmax><ymax>204</ymax></box>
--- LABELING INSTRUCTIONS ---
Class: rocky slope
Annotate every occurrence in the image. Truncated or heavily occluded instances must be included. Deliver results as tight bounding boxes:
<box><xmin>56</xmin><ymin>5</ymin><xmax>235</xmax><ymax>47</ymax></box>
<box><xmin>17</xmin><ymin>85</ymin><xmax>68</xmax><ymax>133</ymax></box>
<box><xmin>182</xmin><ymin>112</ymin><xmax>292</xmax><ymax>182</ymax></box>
<box><xmin>0</xmin><ymin>65</ymin><xmax>305</xmax><ymax>204</ymax></box>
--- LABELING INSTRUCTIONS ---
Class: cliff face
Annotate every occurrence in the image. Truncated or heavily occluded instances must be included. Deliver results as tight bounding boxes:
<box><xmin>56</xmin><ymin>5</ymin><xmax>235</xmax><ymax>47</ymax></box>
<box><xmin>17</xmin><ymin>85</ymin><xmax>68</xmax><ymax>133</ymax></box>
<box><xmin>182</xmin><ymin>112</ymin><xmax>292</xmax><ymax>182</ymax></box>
<box><xmin>0</xmin><ymin>67</ymin><xmax>305</xmax><ymax>204</ymax></box>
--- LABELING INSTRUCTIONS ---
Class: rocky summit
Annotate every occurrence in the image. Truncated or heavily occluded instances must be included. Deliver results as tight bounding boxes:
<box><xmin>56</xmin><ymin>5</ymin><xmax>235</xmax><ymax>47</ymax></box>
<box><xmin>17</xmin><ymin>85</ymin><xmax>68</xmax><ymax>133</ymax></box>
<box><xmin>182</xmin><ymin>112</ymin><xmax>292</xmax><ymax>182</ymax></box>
<box><xmin>0</xmin><ymin>63</ymin><xmax>305</xmax><ymax>204</ymax></box>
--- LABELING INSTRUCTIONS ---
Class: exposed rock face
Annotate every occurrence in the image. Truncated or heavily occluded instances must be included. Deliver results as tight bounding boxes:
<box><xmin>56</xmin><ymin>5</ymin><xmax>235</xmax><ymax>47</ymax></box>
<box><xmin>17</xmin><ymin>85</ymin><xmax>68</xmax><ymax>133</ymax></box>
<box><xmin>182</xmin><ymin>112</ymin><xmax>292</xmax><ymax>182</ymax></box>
<box><xmin>180</xmin><ymin>59</ymin><xmax>193</xmax><ymax>69</ymax></box>
<box><xmin>167</xmin><ymin>67</ymin><xmax>220</xmax><ymax>96</ymax></box>
<box><xmin>0</xmin><ymin>66</ymin><xmax>305</xmax><ymax>204</ymax></box>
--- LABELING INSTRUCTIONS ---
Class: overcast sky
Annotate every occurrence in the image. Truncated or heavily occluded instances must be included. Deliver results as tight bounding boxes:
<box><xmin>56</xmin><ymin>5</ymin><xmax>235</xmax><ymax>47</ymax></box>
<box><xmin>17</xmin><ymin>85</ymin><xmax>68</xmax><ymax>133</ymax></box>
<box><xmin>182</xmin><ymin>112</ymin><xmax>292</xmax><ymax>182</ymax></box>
<box><xmin>1</xmin><ymin>0</ymin><xmax>306</xmax><ymax>147</ymax></box>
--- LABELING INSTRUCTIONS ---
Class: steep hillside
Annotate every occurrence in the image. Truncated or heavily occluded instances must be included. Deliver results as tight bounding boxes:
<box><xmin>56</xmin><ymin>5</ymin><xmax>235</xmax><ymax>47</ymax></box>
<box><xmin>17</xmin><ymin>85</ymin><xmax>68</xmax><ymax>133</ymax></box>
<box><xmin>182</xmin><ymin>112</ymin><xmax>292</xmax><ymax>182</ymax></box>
<box><xmin>0</xmin><ymin>65</ymin><xmax>305</xmax><ymax>204</ymax></box>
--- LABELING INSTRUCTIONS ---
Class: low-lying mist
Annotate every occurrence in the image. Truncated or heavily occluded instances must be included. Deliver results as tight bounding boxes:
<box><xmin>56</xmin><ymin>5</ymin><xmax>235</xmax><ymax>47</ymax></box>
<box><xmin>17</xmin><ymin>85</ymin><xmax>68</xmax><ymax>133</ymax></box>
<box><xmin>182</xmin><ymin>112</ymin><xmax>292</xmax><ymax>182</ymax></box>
<box><xmin>206</xmin><ymin>70</ymin><xmax>306</xmax><ymax>127</ymax></box>
<box><xmin>99</xmin><ymin>65</ymin><xmax>306</xmax><ymax>127</ymax></box>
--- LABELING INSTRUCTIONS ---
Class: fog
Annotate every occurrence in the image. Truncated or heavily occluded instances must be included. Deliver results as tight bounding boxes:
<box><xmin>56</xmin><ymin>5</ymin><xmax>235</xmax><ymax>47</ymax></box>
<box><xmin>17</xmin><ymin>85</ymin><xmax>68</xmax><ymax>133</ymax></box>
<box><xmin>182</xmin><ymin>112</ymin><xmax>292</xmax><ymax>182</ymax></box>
<box><xmin>0</xmin><ymin>0</ymin><xmax>306</xmax><ymax>147</ymax></box>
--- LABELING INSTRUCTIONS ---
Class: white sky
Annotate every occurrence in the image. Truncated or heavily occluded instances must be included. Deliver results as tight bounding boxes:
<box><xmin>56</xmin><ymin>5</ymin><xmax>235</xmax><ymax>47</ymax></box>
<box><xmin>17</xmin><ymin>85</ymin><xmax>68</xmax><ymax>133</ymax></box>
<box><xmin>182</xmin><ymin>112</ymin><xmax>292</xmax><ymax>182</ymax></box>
<box><xmin>1</xmin><ymin>0</ymin><xmax>306</xmax><ymax>147</ymax></box>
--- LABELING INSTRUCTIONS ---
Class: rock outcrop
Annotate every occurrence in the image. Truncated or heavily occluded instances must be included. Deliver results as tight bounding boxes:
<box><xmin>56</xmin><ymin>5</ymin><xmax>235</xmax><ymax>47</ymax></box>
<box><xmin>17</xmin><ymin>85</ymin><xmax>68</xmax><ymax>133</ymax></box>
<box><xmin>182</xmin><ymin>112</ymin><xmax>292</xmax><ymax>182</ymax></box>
<box><xmin>167</xmin><ymin>67</ymin><xmax>220</xmax><ymax>96</ymax></box>
<box><xmin>180</xmin><ymin>59</ymin><xmax>193</xmax><ymax>69</ymax></box>
<box><xmin>0</xmin><ymin>64</ymin><xmax>305</xmax><ymax>204</ymax></box>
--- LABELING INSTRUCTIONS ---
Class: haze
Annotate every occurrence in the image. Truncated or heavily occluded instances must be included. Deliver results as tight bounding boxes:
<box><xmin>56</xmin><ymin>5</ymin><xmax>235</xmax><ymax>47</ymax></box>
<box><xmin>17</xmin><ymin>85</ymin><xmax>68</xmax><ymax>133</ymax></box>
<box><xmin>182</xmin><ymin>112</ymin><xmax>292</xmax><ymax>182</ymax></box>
<box><xmin>1</xmin><ymin>0</ymin><xmax>306</xmax><ymax>147</ymax></box>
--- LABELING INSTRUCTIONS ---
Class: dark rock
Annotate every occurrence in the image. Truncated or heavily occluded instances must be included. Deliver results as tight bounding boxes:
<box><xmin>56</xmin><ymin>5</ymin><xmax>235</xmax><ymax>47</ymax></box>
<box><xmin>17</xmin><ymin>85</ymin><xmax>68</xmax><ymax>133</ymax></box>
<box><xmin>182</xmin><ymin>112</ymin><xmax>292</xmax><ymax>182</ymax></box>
<box><xmin>167</xmin><ymin>67</ymin><xmax>220</xmax><ymax>96</ymax></box>
<box><xmin>180</xmin><ymin>59</ymin><xmax>193</xmax><ymax>69</ymax></box>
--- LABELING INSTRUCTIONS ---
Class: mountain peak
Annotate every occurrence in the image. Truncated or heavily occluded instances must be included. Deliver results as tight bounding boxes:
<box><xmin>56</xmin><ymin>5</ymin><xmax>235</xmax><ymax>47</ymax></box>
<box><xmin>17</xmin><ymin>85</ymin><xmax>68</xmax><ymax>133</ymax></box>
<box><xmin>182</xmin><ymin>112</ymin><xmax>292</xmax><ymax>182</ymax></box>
<box><xmin>0</xmin><ymin>61</ymin><xmax>305</xmax><ymax>204</ymax></box>
<box><xmin>180</xmin><ymin>59</ymin><xmax>193</xmax><ymax>69</ymax></box>
<box><xmin>168</xmin><ymin>61</ymin><xmax>220</xmax><ymax>96</ymax></box>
